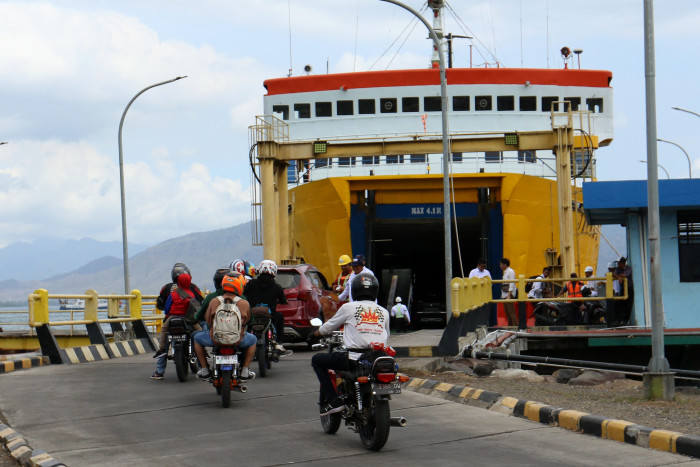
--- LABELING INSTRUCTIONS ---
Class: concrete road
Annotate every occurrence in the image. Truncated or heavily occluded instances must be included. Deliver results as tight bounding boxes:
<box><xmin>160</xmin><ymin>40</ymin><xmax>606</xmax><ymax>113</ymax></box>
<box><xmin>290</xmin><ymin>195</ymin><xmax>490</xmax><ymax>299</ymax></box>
<box><xmin>0</xmin><ymin>350</ymin><xmax>697</xmax><ymax>466</ymax></box>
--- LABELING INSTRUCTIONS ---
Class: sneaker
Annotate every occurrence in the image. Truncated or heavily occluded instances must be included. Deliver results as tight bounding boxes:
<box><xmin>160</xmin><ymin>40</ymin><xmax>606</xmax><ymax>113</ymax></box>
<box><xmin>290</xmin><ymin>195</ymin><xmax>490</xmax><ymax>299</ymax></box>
<box><xmin>197</xmin><ymin>368</ymin><xmax>211</xmax><ymax>380</ymax></box>
<box><xmin>240</xmin><ymin>368</ymin><xmax>256</xmax><ymax>381</ymax></box>
<box><xmin>275</xmin><ymin>344</ymin><xmax>293</xmax><ymax>357</ymax></box>
<box><xmin>150</xmin><ymin>372</ymin><xmax>164</xmax><ymax>380</ymax></box>
<box><xmin>320</xmin><ymin>397</ymin><xmax>344</xmax><ymax>415</ymax></box>
<box><xmin>153</xmin><ymin>349</ymin><xmax>166</xmax><ymax>359</ymax></box>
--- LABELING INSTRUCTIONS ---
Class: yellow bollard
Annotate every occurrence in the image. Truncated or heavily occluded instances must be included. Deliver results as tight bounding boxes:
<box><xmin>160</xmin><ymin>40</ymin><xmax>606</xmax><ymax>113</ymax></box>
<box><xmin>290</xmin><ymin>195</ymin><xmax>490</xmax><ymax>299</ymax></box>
<box><xmin>84</xmin><ymin>289</ymin><xmax>99</xmax><ymax>323</ymax></box>
<box><xmin>30</xmin><ymin>289</ymin><xmax>49</xmax><ymax>326</ymax></box>
<box><xmin>605</xmin><ymin>272</ymin><xmax>613</xmax><ymax>299</ymax></box>
<box><xmin>129</xmin><ymin>290</ymin><xmax>143</xmax><ymax>319</ymax></box>
<box><xmin>451</xmin><ymin>278</ymin><xmax>462</xmax><ymax>318</ymax></box>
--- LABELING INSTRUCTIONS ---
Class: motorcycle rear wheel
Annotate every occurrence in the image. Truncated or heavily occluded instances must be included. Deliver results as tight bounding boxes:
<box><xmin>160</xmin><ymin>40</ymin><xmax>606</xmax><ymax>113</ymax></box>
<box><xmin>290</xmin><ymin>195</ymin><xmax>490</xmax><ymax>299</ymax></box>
<box><xmin>221</xmin><ymin>370</ymin><xmax>232</xmax><ymax>408</ymax></box>
<box><xmin>358</xmin><ymin>399</ymin><xmax>390</xmax><ymax>451</ymax></box>
<box><xmin>174</xmin><ymin>345</ymin><xmax>188</xmax><ymax>382</ymax></box>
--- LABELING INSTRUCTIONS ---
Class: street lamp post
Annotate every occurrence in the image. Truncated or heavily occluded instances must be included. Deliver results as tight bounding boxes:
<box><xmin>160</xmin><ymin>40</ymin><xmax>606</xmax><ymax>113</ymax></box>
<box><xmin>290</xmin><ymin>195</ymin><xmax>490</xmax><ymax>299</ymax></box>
<box><xmin>379</xmin><ymin>0</ymin><xmax>453</xmax><ymax>319</ymax></box>
<box><xmin>639</xmin><ymin>160</ymin><xmax>670</xmax><ymax>179</ymax></box>
<box><xmin>672</xmin><ymin>106</ymin><xmax>700</xmax><ymax>119</ymax></box>
<box><xmin>657</xmin><ymin>138</ymin><xmax>691</xmax><ymax>178</ymax></box>
<box><xmin>118</xmin><ymin>76</ymin><xmax>186</xmax><ymax>301</ymax></box>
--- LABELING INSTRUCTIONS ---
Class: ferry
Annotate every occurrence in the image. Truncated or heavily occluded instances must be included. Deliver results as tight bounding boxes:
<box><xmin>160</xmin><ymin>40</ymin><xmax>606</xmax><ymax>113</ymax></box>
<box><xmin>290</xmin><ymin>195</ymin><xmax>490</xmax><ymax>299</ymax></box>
<box><xmin>249</xmin><ymin>1</ymin><xmax>612</xmax><ymax>319</ymax></box>
<box><xmin>58</xmin><ymin>299</ymin><xmax>109</xmax><ymax>310</ymax></box>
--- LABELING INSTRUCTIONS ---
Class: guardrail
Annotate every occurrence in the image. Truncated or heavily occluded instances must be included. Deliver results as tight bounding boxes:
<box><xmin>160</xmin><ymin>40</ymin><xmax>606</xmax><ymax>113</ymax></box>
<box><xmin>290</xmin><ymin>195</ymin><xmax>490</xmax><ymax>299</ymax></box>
<box><xmin>451</xmin><ymin>273</ymin><xmax>629</xmax><ymax>328</ymax></box>
<box><xmin>24</xmin><ymin>289</ymin><xmax>163</xmax><ymax>363</ymax></box>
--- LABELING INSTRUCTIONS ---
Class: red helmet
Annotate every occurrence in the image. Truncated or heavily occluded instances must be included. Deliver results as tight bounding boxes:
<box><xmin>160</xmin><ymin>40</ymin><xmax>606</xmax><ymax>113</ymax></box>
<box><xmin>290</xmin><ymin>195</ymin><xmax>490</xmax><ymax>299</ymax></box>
<box><xmin>221</xmin><ymin>272</ymin><xmax>246</xmax><ymax>296</ymax></box>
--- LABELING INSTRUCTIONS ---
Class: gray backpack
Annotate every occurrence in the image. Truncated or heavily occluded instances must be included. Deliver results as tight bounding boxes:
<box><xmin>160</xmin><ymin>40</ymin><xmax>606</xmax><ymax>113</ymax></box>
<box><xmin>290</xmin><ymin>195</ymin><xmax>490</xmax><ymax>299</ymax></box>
<box><xmin>211</xmin><ymin>296</ymin><xmax>242</xmax><ymax>345</ymax></box>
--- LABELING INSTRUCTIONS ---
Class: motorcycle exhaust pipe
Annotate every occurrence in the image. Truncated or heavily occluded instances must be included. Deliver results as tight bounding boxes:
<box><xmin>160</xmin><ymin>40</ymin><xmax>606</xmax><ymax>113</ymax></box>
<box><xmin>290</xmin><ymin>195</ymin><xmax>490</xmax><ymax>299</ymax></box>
<box><xmin>234</xmin><ymin>385</ymin><xmax>247</xmax><ymax>393</ymax></box>
<box><xmin>390</xmin><ymin>416</ymin><xmax>407</xmax><ymax>427</ymax></box>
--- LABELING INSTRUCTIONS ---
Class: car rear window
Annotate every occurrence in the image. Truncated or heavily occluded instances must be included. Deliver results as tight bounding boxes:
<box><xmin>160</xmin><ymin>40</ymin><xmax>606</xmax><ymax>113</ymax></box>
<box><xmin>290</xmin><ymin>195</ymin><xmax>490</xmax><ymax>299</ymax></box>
<box><xmin>275</xmin><ymin>271</ymin><xmax>301</xmax><ymax>289</ymax></box>
<box><xmin>306</xmin><ymin>270</ymin><xmax>330</xmax><ymax>290</ymax></box>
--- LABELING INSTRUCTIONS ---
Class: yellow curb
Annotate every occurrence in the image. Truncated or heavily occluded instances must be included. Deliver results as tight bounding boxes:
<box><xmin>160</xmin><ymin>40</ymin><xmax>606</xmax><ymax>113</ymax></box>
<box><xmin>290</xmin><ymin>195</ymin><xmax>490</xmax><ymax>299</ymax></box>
<box><xmin>0</xmin><ymin>427</ymin><xmax>17</xmax><ymax>439</ymax></box>
<box><xmin>558</xmin><ymin>410</ymin><xmax>588</xmax><ymax>431</ymax></box>
<box><xmin>525</xmin><ymin>401</ymin><xmax>547</xmax><ymax>422</ymax></box>
<box><xmin>64</xmin><ymin>347</ymin><xmax>79</xmax><ymax>364</ymax></box>
<box><xmin>470</xmin><ymin>388</ymin><xmax>484</xmax><ymax>399</ymax></box>
<box><xmin>602</xmin><ymin>419</ymin><xmax>634</xmax><ymax>442</ymax></box>
<box><xmin>6</xmin><ymin>437</ymin><xmax>25</xmax><ymax>450</ymax></box>
<box><xmin>499</xmin><ymin>396</ymin><xmax>519</xmax><ymax>409</ymax></box>
<box><xmin>408</xmin><ymin>378</ymin><xmax>425</xmax><ymax>388</ymax></box>
<box><xmin>408</xmin><ymin>346</ymin><xmax>433</xmax><ymax>357</ymax></box>
<box><xmin>435</xmin><ymin>382</ymin><xmax>454</xmax><ymax>392</ymax></box>
<box><xmin>649</xmin><ymin>429</ymin><xmax>682</xmax><ymax>453</ymax></box>
<box><xmin>10</xmin><ymin>445</ymin><xmax>31</xmax><ymax>459</ymax></box>
<box><xmin>29</xmin><ymin>452</ymin><xmax>54</xmax><ymax>464</ymax></box>
<box><xmin>96</xmin><ymin>345</ymin><xmax>110</xmax><ymax>359</ymax></box>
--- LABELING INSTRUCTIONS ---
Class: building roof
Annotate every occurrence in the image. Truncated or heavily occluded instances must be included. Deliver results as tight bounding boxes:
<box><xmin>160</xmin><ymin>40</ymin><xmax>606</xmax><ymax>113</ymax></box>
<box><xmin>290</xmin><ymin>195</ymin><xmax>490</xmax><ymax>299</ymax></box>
<box><xmin>583</xmin><ymin>179</ymin><xmax>700</xmax><ymax>224</ymax></box>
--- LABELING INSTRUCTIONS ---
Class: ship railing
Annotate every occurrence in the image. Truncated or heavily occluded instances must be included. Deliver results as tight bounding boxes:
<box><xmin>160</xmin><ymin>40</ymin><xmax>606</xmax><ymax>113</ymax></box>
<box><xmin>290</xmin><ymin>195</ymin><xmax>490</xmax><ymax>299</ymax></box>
<box><xmin>22</xmin><ymin>289</ymin><xmax>162</xmax><ymax>363</ymax></box>
<box><xmin>451</xmin><ymin>274</ymin><xmax>628</xmax><ymax>330</ymax></box>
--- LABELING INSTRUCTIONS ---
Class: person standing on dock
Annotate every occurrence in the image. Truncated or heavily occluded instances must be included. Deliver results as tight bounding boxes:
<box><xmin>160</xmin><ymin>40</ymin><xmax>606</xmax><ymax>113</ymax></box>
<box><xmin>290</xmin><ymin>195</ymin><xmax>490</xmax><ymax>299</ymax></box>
<box><xmin>468</xmin><ymin>258</ymin><xmax>492</xmax><ymax>279</ymax></box>
<box><xmin>390</xmin><ymin>296</ymin><xmax>411</xmax><ymax>333</ymax></box>
<box><xmin>337</xmin><ymin>255</ymin><xmax>375</xmax><ymax>302</ymax></box>
<box><xmin>499</xmin><ymin>258</ymin><xmax>517</xmax><ymax>326</ymax></box>
<box><xmin>613</xmin><ymin>257</ymin><xmax>634</xmax><ymax>325</ymax></box>
<box><xmin>581</xmin><ymin>266</ymin><xmax>598</xmax><ymax>297</ymax></box>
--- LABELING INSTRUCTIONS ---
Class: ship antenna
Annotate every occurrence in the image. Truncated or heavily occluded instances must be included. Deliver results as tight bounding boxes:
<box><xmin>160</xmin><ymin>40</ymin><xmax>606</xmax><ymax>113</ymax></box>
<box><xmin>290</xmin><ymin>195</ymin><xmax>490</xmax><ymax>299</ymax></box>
<box><xmin>287</xmin><ymin>0</ymin><xmax>293</xmax><ymax>76</ymax></box>
<box><xmin>353</xmin><ymin>0</ymin><xmax>360</xmax><ymax>72</ymax></box>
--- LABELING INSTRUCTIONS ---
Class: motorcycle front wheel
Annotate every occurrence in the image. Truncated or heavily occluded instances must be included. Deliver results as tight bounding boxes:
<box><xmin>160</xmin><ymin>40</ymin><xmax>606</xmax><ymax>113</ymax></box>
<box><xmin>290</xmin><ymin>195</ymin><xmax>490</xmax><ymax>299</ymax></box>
<box><xmin>221</xmin><ymin>370</ymin><xmax>232</xmax><ymax>408</ymax></box>
<box><xmin>174</xmin><ymin>344</ymin><xmax>188</xmax><ymax>382</ymax></box>
<box><xmin>257</xmin><ymin>336</ymin><xmax>268</xmax><ymax>378</ymax></box>
<box><xmin>358</xmin><ymin>398</ymin><xmax>390</xmax><ymax>451</ymax></box>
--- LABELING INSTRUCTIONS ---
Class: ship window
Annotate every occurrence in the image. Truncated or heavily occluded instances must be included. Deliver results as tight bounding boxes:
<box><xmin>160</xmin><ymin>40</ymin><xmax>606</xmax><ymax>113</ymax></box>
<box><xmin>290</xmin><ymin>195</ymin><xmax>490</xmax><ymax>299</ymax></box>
<box><xmin>475</xmin><ymin>96</ymin><xmax>492</xmax><ymax>111</ymax></box>
<box><xmin>452</xmin><ymin>152</ymin><xmax>463</xmax><ymax>162</ymax></box>
<box><xmin>287</xmin><ymin>160</ymin><xmax>297</xmax><ymax>183</ymax></box>
<box><xmin>402</xmin><ymin>97</ymin><xmax>419</xmax><ymax>112</ymax></box>
<box><xmin>518</xmin><ymin>150</ymin><xmax>537</xmax><ymax>163</ymax></box>
<box><xmin>359</xmin><ymin>99</ymin><xmax>376</xmax><ymax>114</ymax></box>
<box><xmin>294</xmin><ymin>103</ymin><xmax>311</xmax><ymax>119</ymax></box>
<box><xmin>485</xmin><ymin>151</ymin><xmax>502</xmax><ymax>162</ymax></box>
<box><xmin>315</xmin><ymin>158</ymin><xmax>329</xmax><ymax>168</ymax></box>
<box><xmin>424</xmin><ymin>96</ymin><xmax>442</xmax><ymax>112</ymax></box>
<box><xmin>315</xmin><ymin>102</ymin><xmax>332</xmax><ymax>117</ymax></box>
<box><xmin>497</xmin><ymin>96</ymin><xmax>515</xmax><ymax>111</ymax></box>
<box><xmin>564</xmin><ymin>97</ymin><xmax>581</xmax><ymax>111</ymax></box>
<box><xmin>362</xmin><ymin>156</ymin><xmax>380</xmax><ymax>165</ymax></box>
<box><xmin>337</xmin><ymin>100</ymin><xmax>354</xmax><ymax>115</ymax></box>
<box><xmin>587</xmin><ymin>98</ymin><xmax>604</xmax><ymax>113</ymax></box>
<box><xmin>519</xmin><ymin>96</ymin><xmax>536</xmax><ymax>111</ymax></box>
<box><xmin>453</xmin><ymin>96</ymin><xmax>470</xmax><ymax>111</ymax></box>
<box><xmin>410</xmin><ymin>154</ymin><xmax>426</xmax><ymax>163</ymax></box>
<box><xmin>381</xmin><ymin>98</ymin><xmax>397</xmax><ymax>113</ymax></box>
<box><xmin>272</xmin><ymin>105</ymin><xmax>289</xmax><ymax>120</ymax></box>
<box><xmin>386</xmin><ymin>155</ymin><xmax>404</xmax><ymax>164</ymax></box>
<box><xmin>678</xmin><ymin>210</ymin><xmax>700</xmax><ymax>282</ymax></box>
<box><xmin>542</xmin><ymin>97</ymin><xmax>559</xmax><ymax>112</ymax></box>
<box><xmin>338</xmin><ymin>157</ymin><xmax>356</xmax><ymax>166</ymax></box>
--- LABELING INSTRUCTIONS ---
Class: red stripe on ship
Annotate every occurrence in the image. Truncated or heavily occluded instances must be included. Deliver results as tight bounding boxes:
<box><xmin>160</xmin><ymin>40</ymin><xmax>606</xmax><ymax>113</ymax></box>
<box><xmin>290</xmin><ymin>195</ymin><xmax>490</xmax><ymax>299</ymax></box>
<box><xmin>264</xmin><ymin>68</ymin><xmax>613</xmax><ymax>96</ymax></box>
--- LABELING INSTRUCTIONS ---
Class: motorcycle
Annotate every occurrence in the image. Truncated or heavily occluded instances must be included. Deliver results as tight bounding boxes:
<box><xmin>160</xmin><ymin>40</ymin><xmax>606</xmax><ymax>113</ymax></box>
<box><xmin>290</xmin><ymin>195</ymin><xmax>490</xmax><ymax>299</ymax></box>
<box><xmin>248</xmin><ymin>305</ymin><xmax>280</xmax><ymax>378</ymax></box>
<box><xmin>309</xmin><ymin>318</ymin><xmax>408</xmax><ymax>451</ymax></box>
<box><xmin>166</xmin><ymin>316</ymin><xmax>197</xmax><ymax>382</ymax></box>
<box><xmin>533</xmin><ymin>300</ymin><xmax>606</xmax><ymax>326</ymax></box>
<box><xmin>210</xmin><ymin>345</ymin><xmax>247</xmax><ymax>408</ymax></box>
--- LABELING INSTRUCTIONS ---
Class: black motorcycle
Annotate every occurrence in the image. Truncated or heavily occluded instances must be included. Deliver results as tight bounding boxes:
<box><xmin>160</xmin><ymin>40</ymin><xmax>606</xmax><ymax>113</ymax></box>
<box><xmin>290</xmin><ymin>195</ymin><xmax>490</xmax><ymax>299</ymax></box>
<box><xmin>248</xmin><ymin>305</ymin><xmax>278</xmax><ymax>377</ymax></box>
<box><xmin>311</xmin><ymin>319</ymin><xmax>408</xmax><ymax>451</ymax></box>
<box><xmin>166</xmin><ymin>316</ymin><xmax>197</xmax><ymax>382</ymax></box>
<box><xmin>533</xmin><ymin>300</ymin><xmax>606</xmax><ymax>326</ymax></box>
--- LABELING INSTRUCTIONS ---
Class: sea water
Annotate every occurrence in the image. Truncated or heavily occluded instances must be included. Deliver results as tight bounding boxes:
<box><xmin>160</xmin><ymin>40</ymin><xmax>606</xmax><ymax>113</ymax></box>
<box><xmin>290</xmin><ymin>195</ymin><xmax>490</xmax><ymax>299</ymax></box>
<box><xmin>0</xmin><ymin>305</ymin><xmax>120</xmax><ymax>333</ymax></box>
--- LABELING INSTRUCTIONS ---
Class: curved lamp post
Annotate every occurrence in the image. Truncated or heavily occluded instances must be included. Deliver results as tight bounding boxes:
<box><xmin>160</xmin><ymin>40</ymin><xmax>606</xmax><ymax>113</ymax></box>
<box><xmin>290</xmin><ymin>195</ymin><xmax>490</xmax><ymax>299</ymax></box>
<box><xmin>379</xmin><ymin>0</ymin><xmax>453</xmax><ymax>318</ymax></box>
<box><xmin>640</xmin><ymin>160</ymin><xmax>670</xmax><ymax>179</ymax></box>
<box><xmin>657</xmin><ymin>138</ymin><xmax>691</xmax><ymax>178</ymax></box>
<box><xmin>118</xmin><ymin>76</ymin><xmax>187</xmax><ymax>299</ymax></box>
<box><xmin>672</xmin><ymin>106</ymin><xmax>700</xmax><ymax>119</ymax></box>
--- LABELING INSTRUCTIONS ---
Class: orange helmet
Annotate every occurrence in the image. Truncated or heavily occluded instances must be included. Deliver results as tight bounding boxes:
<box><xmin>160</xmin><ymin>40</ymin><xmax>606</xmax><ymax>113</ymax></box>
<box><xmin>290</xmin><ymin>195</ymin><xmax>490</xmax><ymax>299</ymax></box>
<box><xmin>221</xmin><ymin>272</ymin><xmax>246</xmax><ymax>296</ymax></box>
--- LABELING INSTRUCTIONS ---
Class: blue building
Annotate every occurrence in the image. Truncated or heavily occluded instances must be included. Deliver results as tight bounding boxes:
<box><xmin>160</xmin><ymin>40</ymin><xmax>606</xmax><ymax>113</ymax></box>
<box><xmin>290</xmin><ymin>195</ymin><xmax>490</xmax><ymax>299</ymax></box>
<box><xmin>583</xmin><ymin>179</ymin><xmax>700</xmax><ymax>329</ymax></box>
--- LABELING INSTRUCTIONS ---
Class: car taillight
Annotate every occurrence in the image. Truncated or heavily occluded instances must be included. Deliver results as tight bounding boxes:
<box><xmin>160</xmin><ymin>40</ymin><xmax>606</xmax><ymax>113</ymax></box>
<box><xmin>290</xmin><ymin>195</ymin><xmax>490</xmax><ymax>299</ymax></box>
<box><xmin>376</xmin><ymin>373</ymin><xmax>396</xmax><ymax>383</ymax></box>
<box><xmin>219</xmin><ymin>347</ymin><xmax>235</xmax><ymax>355</ymax></box>
<box><xmin>286</xmin><ymin>292</ymin><xmax>298</xmax><ymax>299</ymax></box>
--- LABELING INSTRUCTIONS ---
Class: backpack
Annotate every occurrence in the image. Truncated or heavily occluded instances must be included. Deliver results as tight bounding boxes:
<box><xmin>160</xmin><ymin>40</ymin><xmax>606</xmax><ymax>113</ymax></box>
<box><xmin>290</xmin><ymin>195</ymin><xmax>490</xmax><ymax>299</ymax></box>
<box><xmin>211</xmin><ymin>296</ymin><xmax>243</xmax><ymax>345</ymax></box>
<box><xmin>524</xmin><ymin>275</ymin><xmax>540</xmax><ymax>294</ymax></box>
<box><xmin>175</xmin><ymin>287</ymin><xmax>200</xmax><ymax>324</ymax></box>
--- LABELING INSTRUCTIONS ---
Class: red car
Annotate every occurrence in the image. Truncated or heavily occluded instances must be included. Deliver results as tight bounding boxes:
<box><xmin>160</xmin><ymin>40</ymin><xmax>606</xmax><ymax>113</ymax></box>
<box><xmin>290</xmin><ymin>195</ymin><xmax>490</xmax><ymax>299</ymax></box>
<box><xmin>275</xmin><ymin>264</ymin><xmax>338</xmax><ymax>343</ymax></box>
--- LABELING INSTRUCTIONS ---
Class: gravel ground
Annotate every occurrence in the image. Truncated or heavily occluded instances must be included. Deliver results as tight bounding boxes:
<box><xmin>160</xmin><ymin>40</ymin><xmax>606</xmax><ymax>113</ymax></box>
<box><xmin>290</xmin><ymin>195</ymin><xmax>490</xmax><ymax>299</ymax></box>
<box><xmin>400</xmin><ymin>360</ymin><xmax>700</xmax><ymax>437</ymax></box>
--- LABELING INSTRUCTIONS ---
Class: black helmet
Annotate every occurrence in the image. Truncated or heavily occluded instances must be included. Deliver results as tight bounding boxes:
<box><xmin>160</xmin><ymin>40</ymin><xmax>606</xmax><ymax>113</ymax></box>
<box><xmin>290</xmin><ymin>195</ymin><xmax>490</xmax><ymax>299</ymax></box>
<box><xmin>213</xmin><ymin>267</ymin><xmax>232</xmax><ymax>290</ymax></box>
<box><xmin>171</xmin><ymin>262</ymin><xmax>191</xmax><ymax>282</ymax></box>
<box><xmin>351</xmin><ymin>273</ymin><xmax>379</xmax><ymax>301</ymax></box>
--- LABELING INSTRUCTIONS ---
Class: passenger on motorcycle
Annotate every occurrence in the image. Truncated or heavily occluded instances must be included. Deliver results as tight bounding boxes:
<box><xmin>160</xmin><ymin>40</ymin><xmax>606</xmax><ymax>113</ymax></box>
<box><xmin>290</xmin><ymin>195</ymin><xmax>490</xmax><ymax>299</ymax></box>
<box><xmin>243</xmin><ymin>260</ymin><xmax>292</xmax><ymax>356</ymax></box>
<box><xmin>151</xmin><ymin>272</ymin><xmax>201</xmax><ymax>380</ymax></box>
<box><xmin>194</xmin><ymin>273</ymin><xmax>257</xmax><ymax>381</ymax></box>
<box><xmin>154</xmin><ymin>263</ymin><xmax>204</xmax><ymax>360</ymax></box>
<box><xmin>194</xmin><ymin>267</ymin><xmax>232</xmax><ymax>329</ymax></box>
<box><xmin>309</xmin><ymin>273</ymin><xmax>390</xmax><ymax>415</ymax></box>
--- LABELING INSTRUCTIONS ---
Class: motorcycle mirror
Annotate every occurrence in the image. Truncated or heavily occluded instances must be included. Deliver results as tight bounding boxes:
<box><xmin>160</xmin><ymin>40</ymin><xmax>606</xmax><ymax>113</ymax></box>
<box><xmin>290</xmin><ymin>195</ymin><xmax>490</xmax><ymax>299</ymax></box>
<box><xmin>310</xmin><ymin>318</ymin><xmax>323</xmax><ymax>327</ymax></box>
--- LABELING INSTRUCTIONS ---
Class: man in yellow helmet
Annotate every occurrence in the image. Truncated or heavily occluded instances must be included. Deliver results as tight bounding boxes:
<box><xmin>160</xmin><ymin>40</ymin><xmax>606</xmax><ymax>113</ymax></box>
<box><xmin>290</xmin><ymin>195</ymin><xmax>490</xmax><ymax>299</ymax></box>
<box><xmin>332</xmin><ymin>254</ymin><xmax>353</xmax><ymax>297</ymax></box>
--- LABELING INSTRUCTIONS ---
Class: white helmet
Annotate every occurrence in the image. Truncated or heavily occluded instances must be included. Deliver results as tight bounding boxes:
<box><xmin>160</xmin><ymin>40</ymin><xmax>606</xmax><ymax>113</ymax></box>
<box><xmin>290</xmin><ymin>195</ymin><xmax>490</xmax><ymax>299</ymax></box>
<box><xmin>584</xmin><ymin>266</ymin><xmax>594</xmax><ymax>273</ymax></box>
<box><xmin>258</xmin><ymin>259</ymin><xmax>278</xmax><ymax>277</ymax></box>
<box><xmin>395</xmin><ymin>296</ymin><xmax>402</xmax><ymax>303</ymax></box>
<box><xmin>607</xmin><ymin>261</ymin><xmax>617</xmax><ymax>269</ymax></box>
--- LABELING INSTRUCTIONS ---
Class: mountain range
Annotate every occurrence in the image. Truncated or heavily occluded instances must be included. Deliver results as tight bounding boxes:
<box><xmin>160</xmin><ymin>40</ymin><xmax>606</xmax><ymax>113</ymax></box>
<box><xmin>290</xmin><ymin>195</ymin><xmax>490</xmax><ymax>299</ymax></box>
<box><xmin>0</xmin><ymin>222</ymin><xmax>262</xmax><ymax>302</ymax></box>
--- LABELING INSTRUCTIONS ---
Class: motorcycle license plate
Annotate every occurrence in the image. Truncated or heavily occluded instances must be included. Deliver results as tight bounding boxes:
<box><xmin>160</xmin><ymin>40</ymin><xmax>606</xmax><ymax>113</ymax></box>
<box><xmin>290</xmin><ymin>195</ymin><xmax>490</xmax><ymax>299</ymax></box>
<box><xmin>215</xmin><ymin>355</ymin><xmax>237</xmax><ymax>365</ymax></box>
<box><xmin>372</xmin><ymin>382</ymin><xmax>402</xmax><ymax>395</ymax></box>
<box><xmin>171</xmin><ymin>335</ymin><xmax>186</xmax><ymax>341</ymax></box>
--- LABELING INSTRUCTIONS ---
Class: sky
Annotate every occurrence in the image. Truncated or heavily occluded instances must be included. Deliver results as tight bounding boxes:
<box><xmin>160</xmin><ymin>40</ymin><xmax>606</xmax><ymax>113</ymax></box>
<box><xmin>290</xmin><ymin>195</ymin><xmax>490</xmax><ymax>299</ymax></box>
<box><xmin>1</xmin><ymin>0</ymin><xmax>699</xmax><ymax>250</ymax></box>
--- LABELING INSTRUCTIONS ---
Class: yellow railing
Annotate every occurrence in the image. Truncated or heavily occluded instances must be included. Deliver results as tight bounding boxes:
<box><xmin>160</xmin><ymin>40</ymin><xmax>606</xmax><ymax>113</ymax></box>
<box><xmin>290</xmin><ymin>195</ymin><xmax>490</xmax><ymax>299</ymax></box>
<box><xmin>22</xmin><ymin>289</ymin><xmax>163</xmax><ymax>334</ymax></box>
<box><xmin>451</xmin><ymin>273</ymin><xmax>628</xmax><ymax>318</ymax></box>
